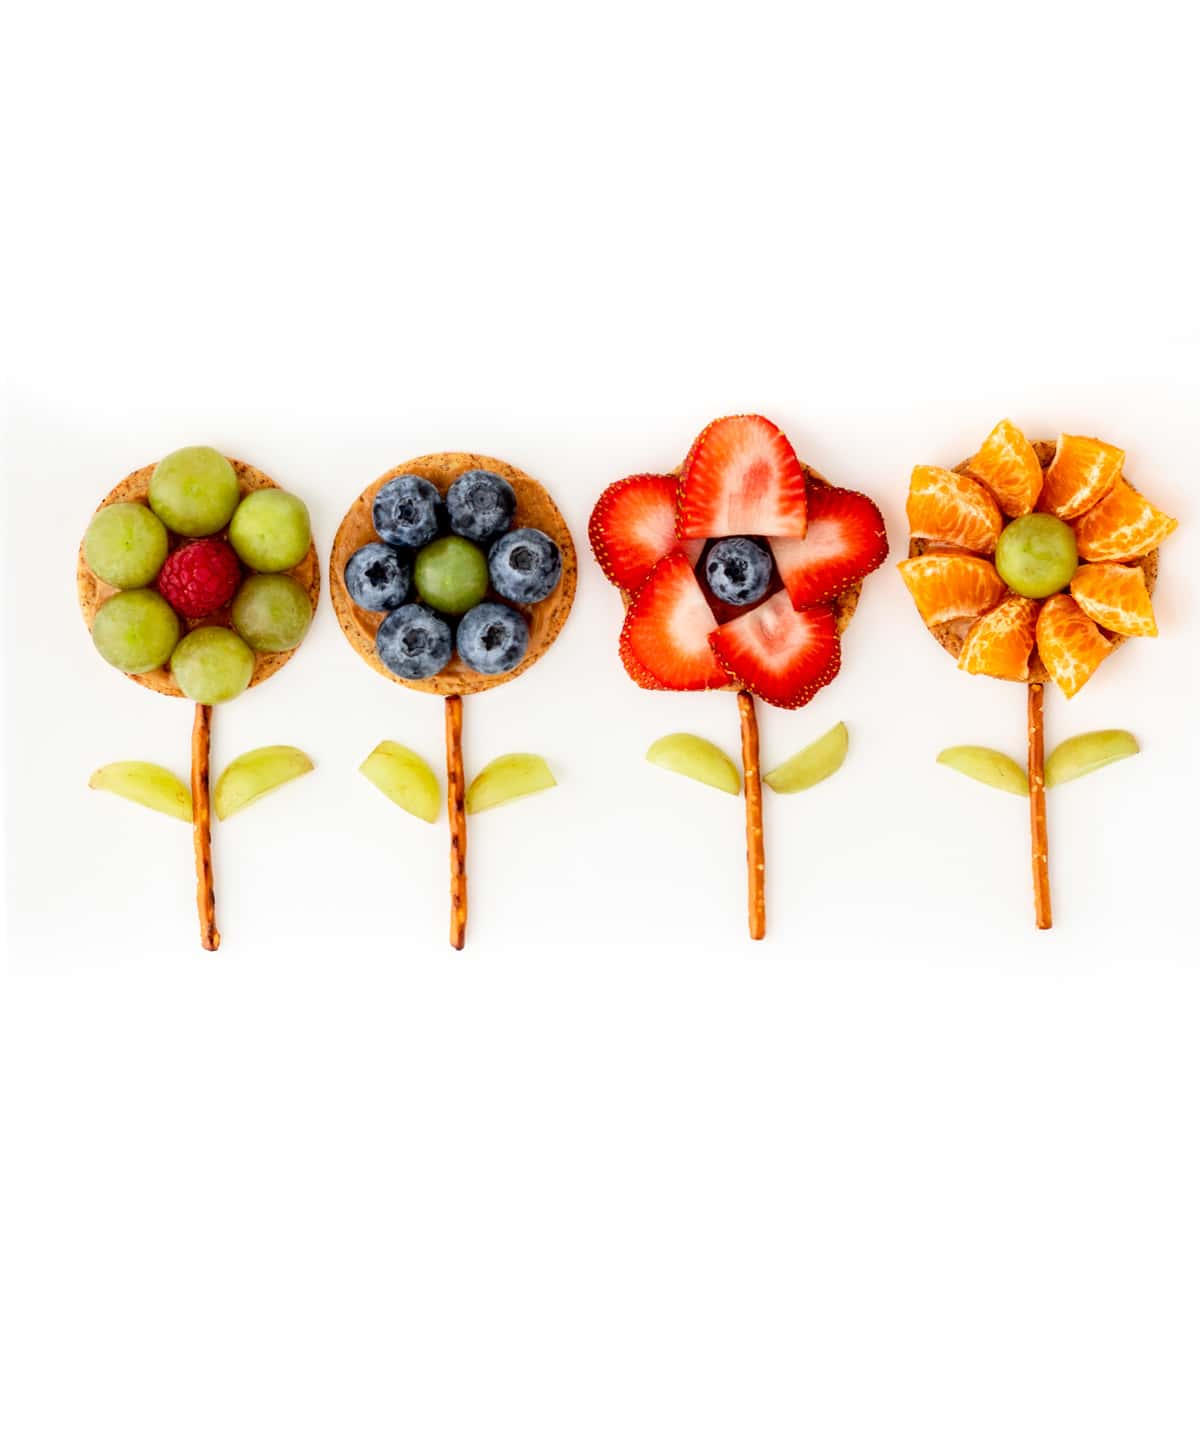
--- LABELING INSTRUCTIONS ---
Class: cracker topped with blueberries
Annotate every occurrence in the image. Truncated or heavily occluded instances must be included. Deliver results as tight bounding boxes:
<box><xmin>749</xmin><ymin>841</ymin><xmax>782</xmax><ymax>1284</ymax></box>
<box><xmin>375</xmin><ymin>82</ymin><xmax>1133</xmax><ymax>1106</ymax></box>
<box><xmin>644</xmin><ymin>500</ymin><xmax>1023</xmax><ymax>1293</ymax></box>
<box><xmin>330</xmin><ymin>452</ymin><xmax>576</xmax><ymax>696</ymax></box>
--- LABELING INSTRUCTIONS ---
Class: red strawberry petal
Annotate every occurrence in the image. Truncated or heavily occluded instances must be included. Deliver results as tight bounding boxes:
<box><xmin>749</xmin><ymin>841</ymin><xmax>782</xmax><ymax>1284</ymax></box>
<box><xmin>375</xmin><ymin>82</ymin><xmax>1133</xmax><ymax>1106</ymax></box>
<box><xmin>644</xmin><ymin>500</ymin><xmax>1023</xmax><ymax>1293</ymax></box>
<box><xmin>589</xmin><ymin>473</ymin><xmax>701</xmax><ymax>592</ymax></box>
<box><xmin>771</xmin><ymin>484</ymin><xmax>888</xmax><ymax>607</ymax></box>
<box><xmin>678</xmin><ymin>415</ymin><xmax>809</xmax><ymax>539</ymax></box>
<box><xmin>620</xmin><ymin>552</ymin><xmax>728</xmax><ymax>691</ymax></box>
<box><xmin>710</xmin><ymin>592</ymin><xmax>840</xmax><ymax>709</ymax></box>
<box><xmin>619</xmin><ymin>625</ymin><xmax>665</xmax><ymax>690</ymax></box>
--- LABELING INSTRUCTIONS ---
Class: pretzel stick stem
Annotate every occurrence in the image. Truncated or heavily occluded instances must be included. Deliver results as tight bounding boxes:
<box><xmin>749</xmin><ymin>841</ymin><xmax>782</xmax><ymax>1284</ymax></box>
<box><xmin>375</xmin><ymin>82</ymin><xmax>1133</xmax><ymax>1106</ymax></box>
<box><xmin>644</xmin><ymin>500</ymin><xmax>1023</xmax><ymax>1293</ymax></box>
<box><xmin>446</xmin><ymin>694</ymin><xmax>468</xmax><ymax>950</ymax></box>
<box><xmin>1028</xmin><ymin>682</ymin><xmax>1052</xmax><ymax>931</ymax></box>
<box><xmin>738</xmin><ymin>690</ymin><xmax>766</xmax><ymax>941</ymax></box>
<box><xmin>191</xmin><ymin>703</ymin><xmax>219</xmax><ymax>952</ymax></box>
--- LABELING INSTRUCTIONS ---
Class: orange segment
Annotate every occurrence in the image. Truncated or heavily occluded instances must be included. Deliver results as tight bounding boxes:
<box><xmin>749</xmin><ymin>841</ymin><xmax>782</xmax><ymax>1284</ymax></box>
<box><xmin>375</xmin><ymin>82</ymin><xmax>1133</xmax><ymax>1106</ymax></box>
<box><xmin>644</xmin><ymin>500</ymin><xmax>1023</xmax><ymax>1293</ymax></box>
<box><xmin>1069</xmin><ymin>562</ymin><xmax>1157</xmax><ymax>637</ymax></box>
<box><xmin>1073</xmin><ymin>479</ymin><xmax>1178</xmax><ymax>561</ymax></box>
<box><xmin>1035</xmin><ymin>594</ymin><xmax>1113</xmax><ymax>698</ymax></box>
<box><xmin>1041</xmin><ymin>434</ymin><xmax>1124</xmax><ymax>518</ymax></box>
<box><xmin>957</xmin><ymin>594</ymin><xmax>1039</xmax><ymax>680</ymax></box>
<box><xmin>964</xmin><ymin>419</ymin><xmax>1043</xmax><ymax>517</ymax></box>
<box><xmin>906</xmin><ymin>466</ymin><xmax>1002</xmax><ymax>553</ymax></box>
<box><xmin>897</xmin><ymin>552</ymin><xmax>1006</xmax><ymax>627</ymax></box>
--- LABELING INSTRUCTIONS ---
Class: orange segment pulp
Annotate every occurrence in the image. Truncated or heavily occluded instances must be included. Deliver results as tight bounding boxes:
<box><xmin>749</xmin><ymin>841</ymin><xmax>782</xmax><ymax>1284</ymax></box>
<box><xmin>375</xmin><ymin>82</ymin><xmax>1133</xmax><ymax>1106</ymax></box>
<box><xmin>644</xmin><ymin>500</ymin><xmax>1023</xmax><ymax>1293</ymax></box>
<box><xmin>1041</xmin><ymin>434</ymin><xmax>1125</xmax><ymax>519</ymax></box>
<box><xmin>957</xmin><ymin>594</ymin><xmax>1039</xmax><ymax>680</ymax></box>
<box><xmin>1035</xmin><ymin>594</ymin><xmax>1113</xmax><ymax>698</ymax></box>
<box><xmin>906</xmin><ymin>466</ymin><xmax>1002</xmax><ymax>553</ymax></box>
<box><xmin>964</xmin><ymin>419</ymin><xmax>1043</xmax><ymax>517</ymax></box>
<box><xmin>1073</xmin><ymin>479</ymin><xmax>1178</xmax><ymax>561</ymax></box>
<box><xmin>1069</xmin><ymin>563</ymin><xmax>1157</xmax><ymax>637</ymax></box>
<box><xmin>897</xmin><ymin>552</ymin><xmax>1006</xmax><ymax>627</ymax></box>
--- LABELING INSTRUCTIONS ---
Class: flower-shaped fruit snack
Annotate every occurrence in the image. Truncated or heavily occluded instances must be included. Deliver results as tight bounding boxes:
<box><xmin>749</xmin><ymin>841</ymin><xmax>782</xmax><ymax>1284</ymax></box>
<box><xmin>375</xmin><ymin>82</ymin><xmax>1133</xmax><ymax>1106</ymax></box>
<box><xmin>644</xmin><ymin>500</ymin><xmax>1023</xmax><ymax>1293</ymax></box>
<box><xmin>590</xmin><ymin>415</ymin><xmax>888</xmax><ymax>939</ymax></box>
<box><xmin>330</xmin><ymin>452</ymin><xmax>576</xmax><ymax>949</ymax></box>
<box><xmin>79</xmin><ymin>448</ymin><xmax>320</xmax><ymax>949</ymax></box>
<box><xmin>898</xmin><ymin>420</ymin><xmax>1178</xmax><ymax>928</ymax></box>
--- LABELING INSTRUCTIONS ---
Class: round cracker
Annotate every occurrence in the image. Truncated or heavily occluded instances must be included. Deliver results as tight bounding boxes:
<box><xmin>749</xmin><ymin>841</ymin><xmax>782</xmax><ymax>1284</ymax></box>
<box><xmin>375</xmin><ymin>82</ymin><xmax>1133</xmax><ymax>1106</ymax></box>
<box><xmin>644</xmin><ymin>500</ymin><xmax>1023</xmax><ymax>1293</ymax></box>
<box><xmin>907</xmin><ymin>440</ymin><xmax>1158</xmax><ymax>682</ymax></box>
<box><xmin>329</xmin><ymin>453</ymin><xmax>577</xmax><ymax>696</ymax></box>
<box><xmin>78</xmin><ymin>459</ymin><xmax>321</xmax><ymax>699</ymax></box>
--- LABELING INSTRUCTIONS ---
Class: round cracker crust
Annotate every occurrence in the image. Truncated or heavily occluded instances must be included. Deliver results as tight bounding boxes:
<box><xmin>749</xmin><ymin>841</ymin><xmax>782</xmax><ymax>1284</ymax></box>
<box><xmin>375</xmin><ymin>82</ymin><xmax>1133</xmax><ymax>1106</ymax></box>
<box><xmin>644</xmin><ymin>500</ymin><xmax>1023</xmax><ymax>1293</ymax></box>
<box><xmin>329</xmin><ymin>453</ymin><xmax>577</xmax><ymax>696</ymax></box>
<box><xmin>617</xmin><ymin>465</ymin><xmax>865</xmax><ymax>695</ymax></box>
<box><xmin>907</xmin><ymin>440</ymin><xmax>1158</xmax><ymax>683</ymax></box>
<box><xmin>78</xmin><ymin>460</ymin><xmax>321</xmax><ymax>699</ymax></box>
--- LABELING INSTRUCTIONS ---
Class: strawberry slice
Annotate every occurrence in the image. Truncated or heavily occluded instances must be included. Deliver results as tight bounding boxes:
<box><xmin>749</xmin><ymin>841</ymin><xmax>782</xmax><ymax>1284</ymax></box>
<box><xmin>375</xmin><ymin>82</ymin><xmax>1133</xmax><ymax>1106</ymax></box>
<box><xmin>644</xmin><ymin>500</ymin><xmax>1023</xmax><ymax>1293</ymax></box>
<box><xmin>589</xmin><ymin>473</ymin><xmax>702</xmax><ymax>592</ymax></box>
<box><xmin>678</xmin><ymin>415</ymin><xmax>809</xmax><ymax>539</ymax></box>
<box><xmin>619</xmin><ymin>624</ymin><xmax>664</xmax><ymax>690</ymax></box>
<box><xmin>710</xmin><ymin>591</ymin><xmax>840</xmax><ymax>708</ymax></box>
<box><xmin>620</xmin><ymin>551</ymin><xmax>728</xmax><ymax>691</ymax></box>
<box><xmin>770</xmin><ymin>484</ymin><xmax>888</xmax><ymax>607</ymax></box>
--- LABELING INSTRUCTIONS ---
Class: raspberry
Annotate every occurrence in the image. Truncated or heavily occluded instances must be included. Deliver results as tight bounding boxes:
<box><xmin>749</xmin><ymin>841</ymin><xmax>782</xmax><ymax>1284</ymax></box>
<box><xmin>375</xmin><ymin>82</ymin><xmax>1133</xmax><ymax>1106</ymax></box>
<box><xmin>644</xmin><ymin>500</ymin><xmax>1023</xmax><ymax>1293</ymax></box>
<box><xmin>157</xmin><ymin>538</ymin><xmax>242</xmax><ymax>618</ymax></box>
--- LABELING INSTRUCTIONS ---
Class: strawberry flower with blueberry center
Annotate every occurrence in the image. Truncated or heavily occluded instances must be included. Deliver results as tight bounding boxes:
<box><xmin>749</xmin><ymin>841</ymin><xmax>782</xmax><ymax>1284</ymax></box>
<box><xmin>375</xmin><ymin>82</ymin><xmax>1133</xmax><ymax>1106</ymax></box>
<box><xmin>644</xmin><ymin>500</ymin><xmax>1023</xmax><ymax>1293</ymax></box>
<box><xmin>897</xmin><ymin>420</ymin><xmax>1178</xmax><ymax>697</ymax></box>
<box><xmin>589</xmin><ymin>415</ymin><xmax>888</xmax><ymax>708</ymax></box>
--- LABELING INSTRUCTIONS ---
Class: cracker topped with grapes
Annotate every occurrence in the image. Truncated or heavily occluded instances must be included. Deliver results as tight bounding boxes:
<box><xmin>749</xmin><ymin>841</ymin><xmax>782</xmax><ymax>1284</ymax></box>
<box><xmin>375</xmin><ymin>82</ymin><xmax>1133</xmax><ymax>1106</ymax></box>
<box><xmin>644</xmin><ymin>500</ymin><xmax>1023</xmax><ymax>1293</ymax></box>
<box><xmin>330</xmin><ymin>453</ymin><xmax>576</xmax><ymax>694</ymax></box>
<box><xmin>78</xmin><ymin>446</ymin><xmax>320</xmax><ymax>703</ymax></box>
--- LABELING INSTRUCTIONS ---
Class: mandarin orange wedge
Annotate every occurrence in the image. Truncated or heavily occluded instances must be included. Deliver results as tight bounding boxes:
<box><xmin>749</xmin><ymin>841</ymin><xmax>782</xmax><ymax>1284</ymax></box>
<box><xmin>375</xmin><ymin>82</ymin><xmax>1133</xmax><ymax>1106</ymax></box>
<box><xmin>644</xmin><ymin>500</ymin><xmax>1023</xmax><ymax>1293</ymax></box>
<box><xmin>897</xmin><ymin>552</ymin><xmax>1006</xmax><ymax>627</ymax></box>
<box><xmin>1074</xmin><ymin>478</ymin><xmax>1178</xmax><ymax>561</ymax></box>
<box><xmin>1041</xmin><ymin>434</ymin><xmax>1124</xmax><ymax>519</ymax></box>
<box><xmin>1035</xmin><ymin>594</ymin><xmax>1113</xmax><ymax>698</ymax></box>
<box><xmin>957</xmin><ymin>594</ymin><xmax>1039</xmax><ymax>680</ymax></box>
<box><xmin>1069</xmin><ymin>562</ymin><xmax>1157</xmax><ymax>637</ymax></box>
<box><xmin>906</xmin><ymin>466</ymin><xmax>1003</xmax><ymax>553</ymax></box>
<box><xmin>964</xmin><ymin>419</ymin><xmax>1043</xmax><ymax>517</ymax></box>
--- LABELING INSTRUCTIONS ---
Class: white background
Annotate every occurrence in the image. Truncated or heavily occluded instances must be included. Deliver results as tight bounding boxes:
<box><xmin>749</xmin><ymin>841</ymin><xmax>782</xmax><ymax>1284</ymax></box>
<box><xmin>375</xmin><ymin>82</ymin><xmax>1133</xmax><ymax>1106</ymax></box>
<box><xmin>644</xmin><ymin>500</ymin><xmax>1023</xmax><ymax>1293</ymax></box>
<box><xmin>3</xmin><ymin>1</ymin><xmax>1199</xmax><ymax>1439</ymax></box>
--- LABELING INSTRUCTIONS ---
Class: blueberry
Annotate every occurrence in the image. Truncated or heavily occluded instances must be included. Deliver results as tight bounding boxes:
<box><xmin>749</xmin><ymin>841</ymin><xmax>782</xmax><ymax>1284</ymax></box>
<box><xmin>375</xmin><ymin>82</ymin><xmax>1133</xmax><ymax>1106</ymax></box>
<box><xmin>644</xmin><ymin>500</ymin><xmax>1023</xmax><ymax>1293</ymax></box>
<box><xmin>373</xmin><ymin>475</ymin><xmax>442</xmax><ymax>548</ymax></box>
<box><xmin>705</xmin><ymin>536</ymin><xmax>771</xmax><ymax>606</ymax></box>
<box><xmin>344</xmin><ymin>542</ymin><xmax>411</xmax><ymax>612</ymax></box>
<box><xmin>456</xmin><ymin>602</ymin><xmax>530</xmax><ymax>675</ymax></box>
<box><xmin>488</xmin><ymin>528</ymin><xmax>562</xmax><ymax>604</ymax></box>
<box><xmin>446</xmin><ymin>469</ymin><xmax>517</xmax><ymax>542</ymax></box>
<box><xmin>375</xmin><ymin>603</ymin><xmax>453</xmax><ymax>680</ymax></box>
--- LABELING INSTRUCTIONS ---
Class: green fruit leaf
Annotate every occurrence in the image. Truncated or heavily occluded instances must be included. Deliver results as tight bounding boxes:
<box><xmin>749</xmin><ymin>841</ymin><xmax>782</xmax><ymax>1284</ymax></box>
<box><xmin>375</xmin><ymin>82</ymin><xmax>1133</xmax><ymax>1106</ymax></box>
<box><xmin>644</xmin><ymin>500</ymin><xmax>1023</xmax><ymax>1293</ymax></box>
<box><xmin>466</xmin><ymin>754</ymin><xmax>556</xmax><ymax>813</ymax></box>
<box><xmin>764</xmin><ymin>722</ymin><xmax>848</xmax><ymax>794</ymax></box>
<box><xmin>89</xmin><ymin>761</ymin><xmax>193</xmax><ymax>822</ymax></box>
<box><xmin>214</xmin><ymin>746</ymin><xmax>314</xmax><ymax>820</ymax></box>
<box><xmin>646</xmin><ymin>733</ymin><xmax>741</xmax><ymax>795</ymax></box>
<box><xmin>936</xmin><ymin>746</ymin><xmax>1028</xmax><ymax>796</ymax></box>
<box><xmin>1046</xmin><ymin>730</ymin><xmax>1139</xmax><ymax>788</ymax></box>
<box><xmin>359</xmin><ymin>741</ymin><xmax>440</xmax><ymax>823</ymax></box>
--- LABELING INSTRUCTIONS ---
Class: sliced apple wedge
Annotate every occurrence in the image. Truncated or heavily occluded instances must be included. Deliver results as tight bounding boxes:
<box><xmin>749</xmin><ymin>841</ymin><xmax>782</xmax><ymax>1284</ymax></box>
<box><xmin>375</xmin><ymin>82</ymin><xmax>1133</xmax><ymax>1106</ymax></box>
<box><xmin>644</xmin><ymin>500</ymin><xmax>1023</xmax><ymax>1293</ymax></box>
<box><xmin>214</xmin><ymin>746</ymin><xmax>314</xmax><ymax>820</ymax></box>
<box><xmin>646</xmin><ymin>733</ymin><xmax>740</xmax><ymax>794</ymax></box>
<box><xmin>466</xmin><ymin>754</ymin><xmax>556</xmax><ymax>814</ymax></box>
<box><xmin>936</xmin><ymin>745</ymin><xmax>1028</xmax><ymax>796</ymax></box>
<box><xmin>359</xmin><ymin>741</ymin><xmax>440</xmax><ymax>823</ymax></box>
<box><xmin>764</xmin><ymin>721</ymin><xmax>848</xmax><ymax>794</ymax></box>
<box><xmin>89</xmin><ymin>761</ymin><xmax>193</xmax><ymax>822</ymax></box>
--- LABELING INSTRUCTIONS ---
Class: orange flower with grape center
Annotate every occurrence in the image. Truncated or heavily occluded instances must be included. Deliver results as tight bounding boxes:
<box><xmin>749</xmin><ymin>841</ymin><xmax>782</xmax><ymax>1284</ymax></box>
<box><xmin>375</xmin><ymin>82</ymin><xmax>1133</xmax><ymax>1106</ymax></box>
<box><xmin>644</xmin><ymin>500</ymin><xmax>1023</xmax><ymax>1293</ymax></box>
<box><xmin>897</xmin><ymin>420</ymin><xmax>1177</xmax><ymax>696</ymax></box>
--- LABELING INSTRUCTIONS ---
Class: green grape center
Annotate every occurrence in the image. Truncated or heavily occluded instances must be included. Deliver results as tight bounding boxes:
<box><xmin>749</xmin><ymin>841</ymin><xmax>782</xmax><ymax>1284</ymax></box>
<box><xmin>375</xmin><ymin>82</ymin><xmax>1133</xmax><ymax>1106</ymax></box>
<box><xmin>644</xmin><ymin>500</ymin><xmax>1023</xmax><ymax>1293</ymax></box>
<box><xmin>994</xmin><ymin>514</ymin><xmax>1078</xmax><ymax>599</ymax></box>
